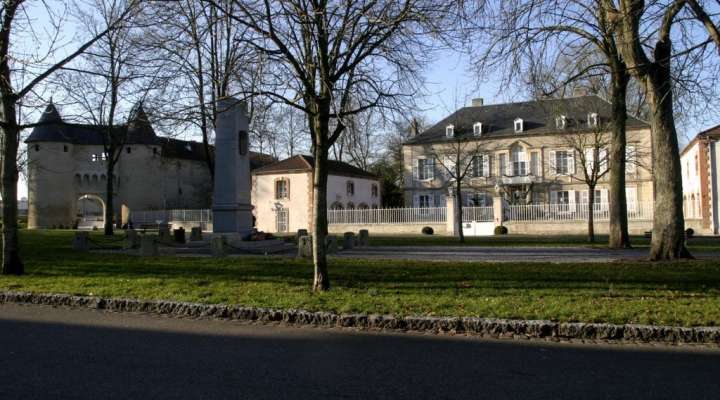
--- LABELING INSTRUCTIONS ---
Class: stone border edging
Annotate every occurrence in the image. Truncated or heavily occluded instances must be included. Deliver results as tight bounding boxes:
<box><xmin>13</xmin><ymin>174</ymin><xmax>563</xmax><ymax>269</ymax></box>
<box><xmin>1</xmin><ymin>291</ymin><xmax>718</xmax><ymax>345</ymax></box>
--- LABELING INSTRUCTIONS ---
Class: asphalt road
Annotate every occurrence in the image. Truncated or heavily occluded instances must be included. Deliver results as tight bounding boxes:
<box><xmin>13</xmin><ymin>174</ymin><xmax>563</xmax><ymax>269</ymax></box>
<box><xmin>1</xmin><ymin>303</ymin><xmax>718</xmax><ymax>400</ymax></box>
<box><xmin>336</xmin><ymin>246</ymin><xmax>720</xmax><ymax>263</ymax></box>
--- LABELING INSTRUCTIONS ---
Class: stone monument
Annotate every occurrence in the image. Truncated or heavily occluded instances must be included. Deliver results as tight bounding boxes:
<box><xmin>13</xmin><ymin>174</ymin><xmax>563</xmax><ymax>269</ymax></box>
<box><xmin>212</xmin><ymin>97</ymin><xmax>254</xmax><ymax>239</ymax></box>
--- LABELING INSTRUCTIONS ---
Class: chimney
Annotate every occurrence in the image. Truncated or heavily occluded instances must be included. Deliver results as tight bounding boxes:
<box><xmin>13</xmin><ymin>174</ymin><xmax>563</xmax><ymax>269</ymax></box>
<box><xmin>471</xmin><ymin>98</ymin><xmax>484</xmax><ymax>107</ymax></box>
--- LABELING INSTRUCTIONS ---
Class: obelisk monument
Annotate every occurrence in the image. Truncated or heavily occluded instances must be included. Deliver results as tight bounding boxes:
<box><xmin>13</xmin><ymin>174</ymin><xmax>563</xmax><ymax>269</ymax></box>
<box><xmin>212</xmin><ymin>97</ymin><xmax>253</xmax><ymax>238</ymax></box>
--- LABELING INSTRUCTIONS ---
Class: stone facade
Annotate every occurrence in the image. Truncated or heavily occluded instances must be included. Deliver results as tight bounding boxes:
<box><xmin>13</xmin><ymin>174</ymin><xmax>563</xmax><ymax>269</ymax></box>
<box><xmin>403</xmin><ymin>96</ymin><xmax>655</xmax><ymax>210</ymax></box>
<box><xmin>26</xmin><ymin>103</ymin><xmax>272</xmax><ymax>229</ymax></box>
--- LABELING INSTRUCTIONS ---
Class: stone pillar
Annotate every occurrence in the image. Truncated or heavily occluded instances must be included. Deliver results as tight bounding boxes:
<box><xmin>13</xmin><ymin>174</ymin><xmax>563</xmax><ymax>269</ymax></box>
<box><xmin>343</xmin><ymin>232</ymin><xmax>355</xmax><ymax>250</ymax></box>
<box><xmin>173</xmin><ymin>228</ymin><xmax>186</xmax><ymax>244</ymax></box>
<box><xmin>446</xmin><ymin>195</ymin><xmax>459</xmax><ymax>236</ymax></box>
<box><xmin>493</xmin><ymin>196</ymin><xmax>505</xmax><ymax>227</ymax></box>
<box><xmin>357</xmin><ymin>229</ymin><xmax>369</xmax><ymax>247</ymax></box>
<box><xmin>124</xmin><ymin>229</ymin><xmax>140</xmax><ymax>250</ymax></box>
<box><xmin>211</xmin><ymin>236</ymin><xmax>228</xmax><ymax>257</ymax></box>
<box><xmin>212</xmin><ymin>97</ymin><xmax>253</xmax><ymax>238</ymax></box>
<box><xmin>140</xmin><ymin>235</ymin><xmax>158</xmax><ymax>256</ymax></box>
<box><xmin>72</xmin><ymin>232</ymin><xmax>89</xmax><ymax>251</ymax></box>
<box><xmin>158</xmin><ymin>226</ymin><xmax>171</xmax><ymax>243</ymax></box>
<box><xmin>190</xmin><ymin>227</ymin><xmax>203</xmax><ymax>241</ymax></box>
<box><xmin>325</xmin><ymin>235</ymin><xmax>338</xmax><ymax>254</ymax></box>
<box><xmin>298</xmin><ymin>235</ymin><xmax>313</xmax><ymax>258</ymax></box>
<box><xmin>296</xmin><ymin>229</ymin><xmax>309</xmax><ymax>241</ymax></box>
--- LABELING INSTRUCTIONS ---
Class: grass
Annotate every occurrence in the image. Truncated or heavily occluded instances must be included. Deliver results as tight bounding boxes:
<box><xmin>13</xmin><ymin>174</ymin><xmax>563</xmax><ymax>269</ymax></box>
<box><xmin>1</xmin><ymin>230</ymin><xmax>720</xmax><ymax>327</ymax></box>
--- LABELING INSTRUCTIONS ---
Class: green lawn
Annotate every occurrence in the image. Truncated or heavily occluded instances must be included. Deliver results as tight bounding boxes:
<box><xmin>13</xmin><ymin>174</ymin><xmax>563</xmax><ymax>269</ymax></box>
<box><xmin>2</xmin><ymin>230</ymin><xmax>720</xmax><ymax>327</ymax></box>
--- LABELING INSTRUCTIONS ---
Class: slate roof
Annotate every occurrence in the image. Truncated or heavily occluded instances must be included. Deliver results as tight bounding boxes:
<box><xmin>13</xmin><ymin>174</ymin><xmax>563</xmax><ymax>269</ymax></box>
<box><xmin>405</xmin><ymin>95</ymin><xmax>649</xmax><ymax>145</ymax></box>
<box><xmin>252</xmin><ymin>154</ymin><xmax>378</xmax><ymax>179</ymax></box>
<box><xmin>25</xmin><ymin>102</ymin><xmax>276</xmax><ymax>168</ymax></box>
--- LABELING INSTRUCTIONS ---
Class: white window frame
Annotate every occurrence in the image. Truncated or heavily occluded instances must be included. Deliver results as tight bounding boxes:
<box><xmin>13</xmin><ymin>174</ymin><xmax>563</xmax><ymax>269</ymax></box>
<box><xmin>446</xmin><ymin>124</ymin><xmax>454</xmax><ymax>138</ymax></box>
<box><xmin>555</xmin><ymin>115</ymin><xmax>567</xmax><ymax>130</ymax></box>
<box><xmin>588</xmin><ymin>113</ymin><xmax>599</xmax><ymax>128</ymax></box>
<box><xmin>514</xmin><ymin>118</ymin><xmax>524</xmax><ymax>133</ymax></box>
<box><xmin>473</xmin><ymin>122</ymin><xmax>483</xmax><ymax>136</ymax></box>
<box><xmin>414</xmin><ymin>157</ymin><xmax>435</xmax><ymax>181</ymax></box>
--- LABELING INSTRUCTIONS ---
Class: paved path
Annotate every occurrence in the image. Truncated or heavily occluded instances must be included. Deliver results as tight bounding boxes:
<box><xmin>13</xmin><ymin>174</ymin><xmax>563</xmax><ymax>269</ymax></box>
<box><xmin>336</xmin><ymin>246</ymin><xmax>720</xmax><ymax>263</ymax></box>
<box><xmin>1</xmin><ymin>303</ymin><xmax>719</xmax><ymax>399</ymax></box>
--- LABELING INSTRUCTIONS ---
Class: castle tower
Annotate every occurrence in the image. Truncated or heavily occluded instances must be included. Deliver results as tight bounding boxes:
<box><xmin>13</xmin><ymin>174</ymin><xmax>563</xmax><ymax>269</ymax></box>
<box><xmin>212</xmin><ymin>97</ymin><xmax>253</xmax><ymax>237</ymax></box>
<box><xmin>26</xmin><ymin>102</ymin><xmax>76</xmax><ymax>228</ymax></box>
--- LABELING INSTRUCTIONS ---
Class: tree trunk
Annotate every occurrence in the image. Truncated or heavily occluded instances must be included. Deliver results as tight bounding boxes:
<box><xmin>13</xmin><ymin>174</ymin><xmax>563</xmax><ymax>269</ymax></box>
<box><xmin>607</xmin><ymin>67</ymin><xmax>632</xmax><ymax>249</ymax></box>
<box><xmin>311</xmin><ymin>145</ymin><xmax>330</xmax><ymax>291</ymax></box>
<box><xmin>0</xmin><ymin>96</ymin><xmax>24</xmax><ymax>275</ymax></box>
<box><xmin>104</xmin><ymin>159</ymin><xmax>115</xmax><ymax>235</ymax></box>
<box><xmin>587</xmin><ymin>184</ymin><xmax>595</xmax><ymax>243</ymax></box>
<box><xmin>455</xmin><ymin>182</ymin><xmax>464</xmax><ymax>243</ymax></box>
<box><xmin>645</xmin><ymin>44</ymin><xmax>691</xmax><ymax>260</ymax></box>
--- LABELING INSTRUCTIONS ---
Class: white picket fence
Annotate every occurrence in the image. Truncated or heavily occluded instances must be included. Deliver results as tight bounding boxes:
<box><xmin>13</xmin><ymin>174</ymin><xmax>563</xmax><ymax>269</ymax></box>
<box><xmin>462</xmin><ymin>206</ymin><xmax>494</xmax><ymax>222</ymax></box>
<box><xmin>327</xmin><ymin>207</ymin><xmax>446</xmax><ymax>225</ymax></box>
<box><xmin>130</xmin><ymin>209</ymin><xmax>212</xmax><ymax>230</ymax></box>
<box><xmin>505</xmin><ymin>201</ymin><xmax>653</xmax><ymax>222</ymax></box>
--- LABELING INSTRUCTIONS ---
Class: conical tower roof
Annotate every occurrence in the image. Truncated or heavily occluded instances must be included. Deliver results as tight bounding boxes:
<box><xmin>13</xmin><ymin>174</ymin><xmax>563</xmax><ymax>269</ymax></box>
<box><xmin>26</xmin><ymin>102</ymin><xmax>70</xmax><ymax>143</ymax></box>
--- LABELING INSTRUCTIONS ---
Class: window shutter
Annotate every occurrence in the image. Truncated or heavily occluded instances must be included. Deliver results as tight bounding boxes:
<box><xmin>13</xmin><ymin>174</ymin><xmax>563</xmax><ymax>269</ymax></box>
<box><xmin>585</xmin><ymin>148</ymin><xmax>594</xmax><ymax>176</ymax></box>
<box><xmin>625</xmin><ymin>186</ymin><xmax>637</xmax><ymax>212</ymax></box>
<box><xmin>412</xmin><ymin>160</ymin><xmax>419</xmax><ymax>180</ymax></box>
<box><xmin>626</xmin><ymin>146</ymin><xmax>636</xmax><ymax>174</ymax></box>
<box><xmin>550</xmin><ymin>191</ymin><xmax>558</xmax><ymax>204</ymax></box>
<box><xmin>434</xmin><ymin>191</ymin><xmax>444</xmax><ymax>207</ymax></box>
<box><xmin>412</xmin><ymin>193</ymin><xmax>419</xmax><ymax>207</ymax></box>
<box><xmin>599</xmin><ymin>148</ymin><xmax>608</xmax><ymax>173</ymax></box>
<box><xmin>568</xmin><ymin>151</ymin><xmax>576</xmax><ymax>174</ymax></box>
<box><xmin>483</xmin><ymin>155</ymin><xmax>490</xmax><ymax>177</ymax></box>
<box><xmin>428</xmin><ymin>158</ymin><xmax>435</xmax><ymax>180</ymax></box>
<box><xmin>549</xmin><ymin>151</ymin><xmax>557</xmax><ymax>175</ymax></box>
<box><xmin>286</xmin><ymin>179</ymin><xmax>290</xmax><ymax>198</ymax></box>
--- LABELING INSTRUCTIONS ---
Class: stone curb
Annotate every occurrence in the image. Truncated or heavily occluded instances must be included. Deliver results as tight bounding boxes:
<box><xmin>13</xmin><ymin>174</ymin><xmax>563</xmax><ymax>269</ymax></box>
<box><xmin>1</xmin><ymin>291</ymin><xmax>719</xmax><ymax>345</ymax></box>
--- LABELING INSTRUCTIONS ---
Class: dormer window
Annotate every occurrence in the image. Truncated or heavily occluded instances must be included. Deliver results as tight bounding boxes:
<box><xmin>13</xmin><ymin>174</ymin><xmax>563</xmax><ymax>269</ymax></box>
<box><xmin>555</xmin><ymin>115</ymin><xmax>567</xmax><ymax>129</ymax></box>
<box><xmin>473</xmin><ymin>122</ymin><xmax>483</xmax><ymax>136</ymax></box>
<box><xmin>185</xmin><ymin>143</ymin><xmax>192</xmax><ymax>152</ymax></box>
<box><xmin>514</xmin><ymin>118</ymin><xmax>524</xmax><ymax>133</ymax></box>
<box><xmin>445</xmin><ymin>124</ymin><xmax>454</xmax><ymax>138</ymax></box>
<box><xmin>588</xmin><ymin>113</ymin><xmax>599</xmax><ymax>127</ymax></box>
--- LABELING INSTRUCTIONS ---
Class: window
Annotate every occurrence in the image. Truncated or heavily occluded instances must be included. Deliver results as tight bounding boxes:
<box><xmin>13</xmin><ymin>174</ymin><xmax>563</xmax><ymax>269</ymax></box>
<box><xmin>588</xmin><ymin>113</ymin><xmax>599</xmax><ymax>127</ymax></box>
<box><xmin>153</xmin><ymin>147</ymin><xmax>158</xmax><ymax>156</ymax></box>
<box><xmin>511</xmin><ymin>146</ymin><xmax>526</xmax><ymax>176</ymax></box>
<box><xmin>63</xmin><ymin>145</ymin><xmax>68</xmax><ymax>153</ymax></box>
<box><xmin>473</xmin><ymin>122</ymin><xmax>483</xmax><ymax>136</ymax></box>
<box><xmin>275</xmin><ymin>179</ymin><xmax>289</xmax><ymax>199</ymax></box>
<box><xmin>91</xmin><ymin>154</ymin><xmax>98</xmax><ymax>162</ymax></box>
<box><xmin>551</xmin><ymin>190</ymin><xmax>571</xmax><ymax>212</ymax></box>
<box><xmin>346</xmin><ymin>181</ymin><xmax>355</xmax><ymax>196</ymax></box>
<box><xmin>347</xmin><ymin>202</ymin><xmax>355</xmax><ymax>210</ymax></box>
<box><xmin>445</xmin><ymin>125</ymin><xmax>454</xmax><ymax>138</ymax></box>
<box><xmin>414</xmin><ymin>158</ymin><xmax>435</xmax><ymax>181</ymax></box>
<box><xmin>555</xmin><ymin>115</ymin><xmax>567</xmax><ymax>129</ymax></box>
<box><xmin>418</xmin><ymin>194</ymin><xmax>432</xmax><ymax>208</ymax></box>
<box><xmin>276</xmin><ymin>208</ymin><xmax>289</xmax><ymax>232</ymax></box>
<box><xmin>626</xmin><ymin>145</ymin><xmax>637</xmax><ymax>174</ymax></box>
<box><xmin>330</xmin><ymin>202</ymin><xmax>344</xmax><ymax>210</ymax></box>
<box><xmin>126</xmin><ymin>147</ymin><xmax>132</xmax><ymax>154</ymax></box>
<box><xmin>91</xmin><ymin>153</ymin><xmax>107</xmax><ymax>162</ymax></box>
<box><xmin>371</xmin><ymin>184</ymin><xmax>378</xmax><ymax>197</ymax></box>
<box><xmin>514</xmin><ymin>118</ymin><xmax>524</xmax><ymax>133</ymax></box>
<box><xmin>499</xmin><ymin>153</ymin><xmax>507</xmax><ymax>176</ymax></box>
<box><xmin>35</xmin><ymin>145</ymin><xmax>40</xmax><ymax>152</ymax></box>
<box><xmin>472</xmin><ymin>155</ymin><xmax>489</xmax><ymax>178</ymax></box>
<box><xmin>555</xmin><ymin>150</ymin><xmax>571</xmax><ymax>174</ymax></box>
<box><xmin>695</xmin><ymin>155</ymin><xmax>699</xmax><ymax>176</ymax></box>
<box><xmin>530</xmin><ymin>152</ymin><xmax>540</xmax><ymax>176</ymax></box>
<box><xmin>584</xmin><ymin>147</ymin><xmax>607</xmax><ymax>175</ymax></box>
<box><xmin>443</xmin><ymin>155</ymin><xmax>456</xmax><ymax>180</ymax></box>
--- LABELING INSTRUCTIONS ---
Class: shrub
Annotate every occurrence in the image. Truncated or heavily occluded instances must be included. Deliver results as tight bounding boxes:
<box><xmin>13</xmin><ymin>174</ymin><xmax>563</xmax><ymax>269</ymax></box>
<box><xmin>421</xmin><ymin>226</ymin><xmax>434</xmax><ymax>235</ymax></box>
<box><xmin>686</xmin><ymin>228</ymin><xmax>695</xmax><ymax>238</ymax></box>
<box><xmin>494</xmin><ymin>225</ymin><xmax>508</xmax><ymax>235</ymax></box>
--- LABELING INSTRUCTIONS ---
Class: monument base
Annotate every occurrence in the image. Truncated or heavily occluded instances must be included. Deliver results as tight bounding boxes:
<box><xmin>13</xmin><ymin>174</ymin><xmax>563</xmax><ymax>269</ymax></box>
<box><xmin>212</xmin><ymin>203</ymin><xmax>254</xmax><ymax>239</ymax></box>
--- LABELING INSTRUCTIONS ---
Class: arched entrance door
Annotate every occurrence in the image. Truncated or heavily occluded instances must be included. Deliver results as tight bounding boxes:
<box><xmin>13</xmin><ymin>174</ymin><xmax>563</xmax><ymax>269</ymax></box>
<box><xmin>76</xmin><ymin>194</ymin><xmax>105</xmax><ymax>230</ymax></box>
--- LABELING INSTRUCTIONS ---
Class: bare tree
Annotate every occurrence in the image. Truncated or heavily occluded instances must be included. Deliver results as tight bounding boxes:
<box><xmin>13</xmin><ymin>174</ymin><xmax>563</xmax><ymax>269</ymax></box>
<box><xmin>212</xmin><ymin>0</ymin><xmax>458</xmax><ymax>291</ymax></box>
<box><xmin>604</xmin><ymin>0</ymin><xmax>720</xmax><ymax>260</ymax></box>
<box><xmin>0</xmin><ymin>0</ymin><xmax>134</xmax><ymax>274</ymax></box>
<box><xmin>429</xmin><ymin>135</ymin><xmax>488</xmax><ymax>242</ymax></box>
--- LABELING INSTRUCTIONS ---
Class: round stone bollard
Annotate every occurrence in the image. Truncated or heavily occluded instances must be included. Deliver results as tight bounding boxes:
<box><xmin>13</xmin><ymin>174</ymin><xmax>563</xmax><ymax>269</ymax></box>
<box><xmin>358</xmin><ymin>229</ymin><xmax>370</xmax><ymax>247</ymax></box>
<box><xmin>173</xmin><ymin>228</ymin><xmax>186</xmax><ymax>244</ymax></box>
<box><xmin>325</xmin><ymin>235</ymin><xmax>338</xmax><ymax>254</ymax></box>
<box><xmin>72</xmin><ymin>232</ymin><xmax>90</xmax><ymax>251</ymax></box>
<box><xmin>158</xmin><ymin>226</ymin><xmax>171</xmax><ymax>243</ymax></box>
<box><xmin>342</xmin><ymin>232</ymin><xmax>355</xmax><ymax>250</ymax></box>
<box><xmin>296</xmin><ymin>229</ymin><xmax>309</xmax><ymax>242</ymax></box>
<box><xmin>211</xmin><ymin>236</ymin><xmax>228</xmax><ymax>257</ymax></box>
<box><xmin>298</xmin><ymin>235</ymin><xmax>313</xmax><ymax>258</ymax></box>
<box><xmin>139</xmin><ymin>235</ymin><xmax>159</xmax><ymax>256</ymax></box>
<box><xmin>124</xmin><ymin>229</ymin><xmax>140</xmax><ymax>250</ymax></box>
<box><xmin>190</xmin><ymin>227</ymin><xmax>203</xmax><ymax>241</ymax></box>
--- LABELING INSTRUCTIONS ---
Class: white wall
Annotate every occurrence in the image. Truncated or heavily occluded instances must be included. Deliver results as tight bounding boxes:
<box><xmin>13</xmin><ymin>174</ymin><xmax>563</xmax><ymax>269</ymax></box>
<box><xmin>326</xmin><ymin>175</ymin><xmax>381</xmax><ymax>209</ymax></box>
<box><xmin>253</xmin><ymin>172</ymin><xmax>312</xmax><ymax>233</ymax></box>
